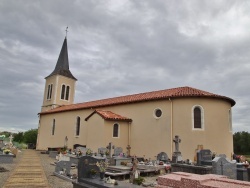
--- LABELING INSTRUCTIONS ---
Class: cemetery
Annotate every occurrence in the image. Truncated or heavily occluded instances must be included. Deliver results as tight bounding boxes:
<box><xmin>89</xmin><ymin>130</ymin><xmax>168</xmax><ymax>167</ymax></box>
<box><xmin>0</xmin><ymin>134</ymin><xmax>19</xmax><ymax>164</ymax></box>
<box><xmin>3</xmin><ymin>133</ymin><xmax>250</xmax><ymax>187</ymax></box>
<box><xmin>45</xmin><ymin>135</ymin><xmax>250</xmax><ymax>187</ymax></box>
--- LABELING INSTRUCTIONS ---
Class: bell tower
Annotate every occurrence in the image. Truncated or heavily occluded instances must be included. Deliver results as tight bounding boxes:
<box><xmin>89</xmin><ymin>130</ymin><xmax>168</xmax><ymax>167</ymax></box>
<box><xmin>41</xmin><ymin>37</ymin><xmax>77</xmax><ymax>112</ymax></box>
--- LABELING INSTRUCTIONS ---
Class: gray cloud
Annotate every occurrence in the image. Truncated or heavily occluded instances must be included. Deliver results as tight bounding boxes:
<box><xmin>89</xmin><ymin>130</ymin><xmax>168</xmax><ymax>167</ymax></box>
<box><xmin>0</xmin><ymin>0</ymin><xmax>249</xmax><ymax>133</ymax></box>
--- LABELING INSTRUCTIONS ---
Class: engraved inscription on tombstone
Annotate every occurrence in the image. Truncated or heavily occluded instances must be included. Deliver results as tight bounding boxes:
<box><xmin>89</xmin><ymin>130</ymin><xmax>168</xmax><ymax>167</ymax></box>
<box><xmin>78</xmin><ymin>155</ymin><xmax>105</xmax><ymax>181</ymax></box>
<box><xmin>197</xmin><ymin>149</ymin><xmax>212</xmax><ymax>166</ymax></box>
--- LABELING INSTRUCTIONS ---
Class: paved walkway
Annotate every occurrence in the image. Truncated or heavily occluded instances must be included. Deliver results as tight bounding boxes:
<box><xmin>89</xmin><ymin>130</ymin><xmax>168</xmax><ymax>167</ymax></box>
<box><xmin>3</xmin><ymin>149</ymin><xmax>50</xmax><ymax>188</ymax></box>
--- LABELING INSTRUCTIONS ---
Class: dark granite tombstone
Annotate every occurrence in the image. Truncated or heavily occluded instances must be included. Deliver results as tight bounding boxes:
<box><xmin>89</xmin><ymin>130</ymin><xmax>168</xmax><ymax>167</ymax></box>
<box><xmin>55</xmin><ymin>160</ymin><xmax>72</xmax><ymax>175</ymax></box>
<box><xmin>197</xmin><ymin>149</ymin><xmax>212</xmax><ymax>166</ymax></box>
<box><xmin>236</xmin><ymin>163</ymin><xmax>248</xmax><ymax>181</ymax></box>
<box><xmin>212</xmin><ymin>156</ymin><xmax>236</xmax><ymax>179</ymax></box>
<box><xmin>157</xmin><ymin>152</ymin><xmax>169</xmax><ymax>163</ymax></box>
<box><xmin>78</xmin><ymin>155</ymin><xmax>105</xmax><ymax>181</ymax></box>
<box><xmin>114</xmin><ymin>147</ymin><xmax>123</xmax><ymax>156</ymax></box>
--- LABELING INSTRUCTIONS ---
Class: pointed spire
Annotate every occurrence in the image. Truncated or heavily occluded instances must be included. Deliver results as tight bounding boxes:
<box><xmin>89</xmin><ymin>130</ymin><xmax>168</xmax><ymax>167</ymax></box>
<box><xmin>46</xmin><ymin>37</ymin><xmax>77</xmax><ymax>80</ymax></box>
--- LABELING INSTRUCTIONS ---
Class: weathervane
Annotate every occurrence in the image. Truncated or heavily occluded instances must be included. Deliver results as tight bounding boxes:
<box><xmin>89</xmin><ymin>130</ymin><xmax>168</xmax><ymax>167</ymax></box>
<box><xmin>65</xmin><ymin>26</ymin><xmax>69</xmax><ymax>38</ymax></box>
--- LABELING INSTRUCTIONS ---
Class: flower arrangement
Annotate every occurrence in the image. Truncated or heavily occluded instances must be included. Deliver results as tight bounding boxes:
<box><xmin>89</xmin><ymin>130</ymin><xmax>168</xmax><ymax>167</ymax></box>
<box><xmin>90</xmin><ymin>169</ymin><xmax>97</xmax><ymax>175</ymax></box>
<box><xmin>105</xmin><ymin>150</ymin><xmax>109</xmax><ymax>155</ymax></box>
<box><xmin>96</xmin><ymin>160</ymin><xmax>109</xmax><ymax>172</ymax></box>
<box><xmin>77</xmin><ymin>149</ymin><xmax>82</xmax><ymax>156</ymax></box>
<box><xmin>86</xmin><ymin>148</ymin><xmax>93</xmax><ymax>156</ymax></box>
<box><xmin>3</xmin><ymin>149</ymin><xmax>10</xmax><ymax>154</ymax></box>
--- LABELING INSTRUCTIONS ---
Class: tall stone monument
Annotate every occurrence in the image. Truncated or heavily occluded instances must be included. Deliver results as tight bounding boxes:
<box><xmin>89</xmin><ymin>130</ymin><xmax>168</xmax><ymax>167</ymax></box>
<box><xmin>172</xmin><ymin>135</ymin><xmax>182</xmax><ymax>163</ymax></box>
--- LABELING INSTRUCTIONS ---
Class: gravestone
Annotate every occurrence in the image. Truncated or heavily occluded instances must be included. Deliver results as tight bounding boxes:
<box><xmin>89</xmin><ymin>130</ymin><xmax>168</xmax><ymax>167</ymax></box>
<box><xmin>55</xmin><ymin>160</ymin><xmax>72</xmax><ymax>175</ymax></box>
<box><xmin>57</xmin><ymin>153</ymin><xmax>70</xmax><ymax>161</ymax></box>
<box><xmin>78</xmin><ymin>155</ymin><xmax>105</xmax><ymax>181</ymax></box>
<box><xmin>212</xmin><ymin>156</ymin><xmax>236</xmax><ymax>179</ymax></box>
<box><xmin>98</xmin><ymin>147</ymin><xmax>107</xmax><ymax>155</ymax></box>
<box><xmin>197</xmin><ymin>149</ymin><xmax>212</xmax><ymax>166</ymax></box>
<box><xmin>76</xmin><ymin>147</ymin><xmax>87</xmax><ymax>156</ymax></box>
<box><xmin>172</xmin><ymin>135</ymin><xmax>182</xmax><ymax>163</ymax></box>
<box><xmin>157</xmin><ymin>152</ymin><xmax>169</xmax><ymax>163</ymax></box>
<box><xmin>0</xmin><ymin>142</ymin><xmax>4</xmax><ymax>148</ymax></box>
<box><xmin>114</xmin><ymin>147</ymin><xmax>123</xmax><ymax>156</ymax></box>
<box><xmin>49</xmin><ymin>151</ymin><xmax>58</xmax><ymax>158</ymax></box>
<box><xmin>236</xmin><ymin>163</ymin><xmax>248</xmax><ymax>181</ymax></box>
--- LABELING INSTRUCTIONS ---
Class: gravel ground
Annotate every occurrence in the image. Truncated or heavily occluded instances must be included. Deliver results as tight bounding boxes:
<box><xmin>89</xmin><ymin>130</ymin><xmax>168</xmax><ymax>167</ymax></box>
<box><xmin>1</xmin><ymin>150</ymin><xmax>161</xmax><ymax>188</ymax></box>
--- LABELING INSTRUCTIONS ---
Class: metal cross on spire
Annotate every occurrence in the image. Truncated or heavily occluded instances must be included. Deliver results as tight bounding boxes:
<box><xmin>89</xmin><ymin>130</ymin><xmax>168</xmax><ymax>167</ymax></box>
<box><xmin>65</xmin><ymin>26</ymin><xmax>69</xmax><ymax>38</ymax></box>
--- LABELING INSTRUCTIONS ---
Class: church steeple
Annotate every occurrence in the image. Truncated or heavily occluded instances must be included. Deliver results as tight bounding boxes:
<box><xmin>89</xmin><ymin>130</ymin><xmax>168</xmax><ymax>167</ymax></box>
<box><xmin>46</xmin><ymin>38</ymin><xmax>77</xmax><ymax>80</ymax></box>
<box><xmin>41</xmin><ymin>37</ymin><xmax>77</xmax><ymax>112</ymax></box>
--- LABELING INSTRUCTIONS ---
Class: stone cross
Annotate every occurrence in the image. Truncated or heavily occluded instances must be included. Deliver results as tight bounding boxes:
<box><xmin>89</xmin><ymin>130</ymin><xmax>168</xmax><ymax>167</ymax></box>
<box><xmin>9</xmin><ymin>134</ymin><xmax>13</xmax><ymax>144</ymax></box>
<box><xmin>126</xmin><ymin>145</ymin><xmax>131</xmax><ymax>157</ymax></box>
<box><xmin>173</xmin><ymin>135</ymin><xmax>181</xmax><ymax>152</ymax></box>
<box><xmin>106</xmin><ymin>142</ymin><xmax>114</xmax><ymax>158</ymax></box>
<box><xmin>64</xmin><ymin>136</ymin><xmax>68</xmax><ymax>148</ymax></box>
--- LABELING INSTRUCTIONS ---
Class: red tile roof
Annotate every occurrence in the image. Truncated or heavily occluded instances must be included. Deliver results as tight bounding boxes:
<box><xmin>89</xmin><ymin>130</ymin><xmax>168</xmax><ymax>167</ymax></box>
<box><xmin>40</xmin><ymin>86</ymin><xmax>235</xmax><ymax>115</ymax></box>
<box><xmin>85</xmin><ymin>109</ymin><xmax>132</xmax><ymax>122</ymax></box>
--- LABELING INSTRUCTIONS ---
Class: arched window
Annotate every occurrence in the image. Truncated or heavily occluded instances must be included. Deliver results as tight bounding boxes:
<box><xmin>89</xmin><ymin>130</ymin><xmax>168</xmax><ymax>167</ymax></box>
<box><xmin>52</xmin><ymin>119</ymin><xmax>55</xmax><ymax>135</ymax></box>
<box><xmin>66</xmin><ymin>86</ymin><xmax>70</xmax><ymax>100</ymax></box>
<box><xmin>113</xmin><ymin>123</ymin><xmax>119</xmax><ymax>137</ymax></box>
<box><xmin>192</xmin><ymin>106</ymin><xmax>204</xmax><ymax>130</ymax></box>
<box><xmin>61</xmin><ymin>85</ymin><xmax>65</xmax><ymax>99</ymax></box>
<box><xmin>76</xmin><ymin>116</ymin><xmax>80</xmax><ymax>136</ymax></box>
<box><xmin>47</xmin><ymin>84</ymin><xmax>53</xmax><ymax>100</ymax></box>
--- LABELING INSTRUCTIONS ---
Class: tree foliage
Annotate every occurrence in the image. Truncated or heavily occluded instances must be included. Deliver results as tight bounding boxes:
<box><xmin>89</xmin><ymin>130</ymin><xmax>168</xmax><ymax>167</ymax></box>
<box><xmin>13</xmin><ymin>132</ymin><xmax>24</xmax><ymax>143</ymax></box>
<box><xmin>234</xmin><ymin>131</ymin><xmax>250</xmax><ymax>154</ymax></box>
<box><xmin>23</xmin><ymin>129</ymin><xmax>38</xmax><ymax>144</ymax></box>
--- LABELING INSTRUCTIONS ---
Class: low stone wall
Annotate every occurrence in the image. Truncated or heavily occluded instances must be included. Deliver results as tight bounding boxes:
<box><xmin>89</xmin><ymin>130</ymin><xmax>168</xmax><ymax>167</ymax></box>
<box><xmin>156</xmin><ymin>172</ymin><xmax>250</xmax><ymax>188</ymax></box>
<box><xmin>0</xmin><ymin>154</ymin><xmax>14</xmax><ymax>163</ymax></box>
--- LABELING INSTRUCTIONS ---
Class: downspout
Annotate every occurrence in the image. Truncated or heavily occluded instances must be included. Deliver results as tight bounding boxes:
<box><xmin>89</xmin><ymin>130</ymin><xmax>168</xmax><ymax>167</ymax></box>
<box><xmin>169</xmin><ymin>98</ymin><xmax>173</xmax><ymax>155</ymax></box>
<box><xmin>128</xmin><ymin>122</ymin><xmax>131</xmax><ymax>146</ymax></box>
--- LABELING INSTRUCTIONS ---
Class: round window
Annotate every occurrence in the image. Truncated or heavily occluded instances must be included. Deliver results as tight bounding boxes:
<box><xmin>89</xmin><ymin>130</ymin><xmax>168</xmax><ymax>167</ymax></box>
<box><xmin>154</xmin><ymin>109</ymin><xmax>162</xmax><ymax>118</ymax></box>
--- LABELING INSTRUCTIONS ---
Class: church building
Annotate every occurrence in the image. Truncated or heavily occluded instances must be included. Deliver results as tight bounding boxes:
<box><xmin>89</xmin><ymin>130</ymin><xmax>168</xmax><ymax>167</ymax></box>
<box><xmin>36</xmin><ymin>37</ymin><xmax>236</xmax><ymax>161</ymax></box>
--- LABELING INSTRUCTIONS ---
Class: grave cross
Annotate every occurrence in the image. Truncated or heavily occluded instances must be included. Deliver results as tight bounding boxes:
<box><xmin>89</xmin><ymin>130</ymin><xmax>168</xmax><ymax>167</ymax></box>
<box><xmin>126</xmin><ymin>145</ymin><xmax>131</xmax><ymax>156</ymax></box>
<box><xmin>64</xmin><ymin>136</ymin><xmax>68</xmax><ymax>148</ymax></box>
<box><xmin>173</xmin><ymin>135</ymin><xmax>181</xmax><ymax>152</ymax></box>
<box><xmin>9</xmin><ymin>134</ymin><xmax>13</xmax><ymax>144</ymax></box>
<box><xmin>106</xmin><ymin>142</ymin><xmax>114</xmax><ymax>157</ymax></box>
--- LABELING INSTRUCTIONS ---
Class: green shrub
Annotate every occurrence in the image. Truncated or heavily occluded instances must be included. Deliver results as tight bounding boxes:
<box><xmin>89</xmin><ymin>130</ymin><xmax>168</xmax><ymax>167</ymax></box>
<box><xmin>133</xmin><ymin>176</ymin><xmax>145</xmax><ymax>185</ymax></box>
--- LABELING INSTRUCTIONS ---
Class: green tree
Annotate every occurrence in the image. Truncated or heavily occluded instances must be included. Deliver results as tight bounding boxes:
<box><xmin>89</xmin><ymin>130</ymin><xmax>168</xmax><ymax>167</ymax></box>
<box><xmin>233</xmin><ymin>132</ymin><xmax>241</xmax><ymax>153</ymax></box>
<box><xmin>23</xmin><ymin>129</ymin><xmax>38</xmax><ymax>144</ymax></box>
<box><xmin>13</xmin><ymin>132</ymin><xmax>24</xmax><ymax>143</ymax></box>
<box><xmin>233</xmin><ymin>131</ymin><xmax>250</xmax><ymax>154</ymax></box>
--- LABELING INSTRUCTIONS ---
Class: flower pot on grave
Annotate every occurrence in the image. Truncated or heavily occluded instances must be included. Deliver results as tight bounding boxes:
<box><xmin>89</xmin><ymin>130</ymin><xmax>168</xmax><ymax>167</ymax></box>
<box><xmin>99</xmin><ymin>172</ymin><xmax>105</xmax><ymax>180</ymax></box>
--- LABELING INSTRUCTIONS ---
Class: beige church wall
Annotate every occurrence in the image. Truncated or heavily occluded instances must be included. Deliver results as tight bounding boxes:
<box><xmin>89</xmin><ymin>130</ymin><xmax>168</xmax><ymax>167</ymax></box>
<box><xmin>37</xmin><ymin>96</ymin><xmax>234</xmax><ymax>162</ymax></box>
<box><xmin>55</xmin><ymin>75</ymin><xmax>76</xmax><ymax>105</ymax></box>
<box><xmin>84</xmin><ymin>114</ymin><xmax>106</xmax><ymax>150</ymax></box>
<box><xmin>100</xmin><ymin>100</ymin><xmax>172</xmax><ymax>159</ymax></box>
<box><xmin>84</xmin><ymin>114</ymin><xmax>129</xmax><ymax>154</ymax></box>
<box><xmin>103</xmin><ymin>121</ymin><xmax>129</xmax><ymax>155</ymax></box>
<box><xmin>42</xmin><ymin>76</ymin><xmax>57</xmax><ymax>108</ymax></box>
<box><xmin>172</xmin><ymin>98</ymin><xmax>233</xmax><ymax>161</ymax></box>
<box><xmin>37</xmin><ymin>109</ymin><xmax>92</xmax><ymax>150</ymax></box>
<box><xmin>42</xmin><ymin>75</ymin><xmax>76</xmax><ymax>111</ymax></box>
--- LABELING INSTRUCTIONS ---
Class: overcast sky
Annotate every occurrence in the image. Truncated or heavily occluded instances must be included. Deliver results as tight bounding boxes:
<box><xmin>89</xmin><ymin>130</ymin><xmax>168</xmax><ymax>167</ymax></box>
<box><xmin>0</xmin><ymin>0</ymin><xmax>249</xmax><ymax>133</ymax></box>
